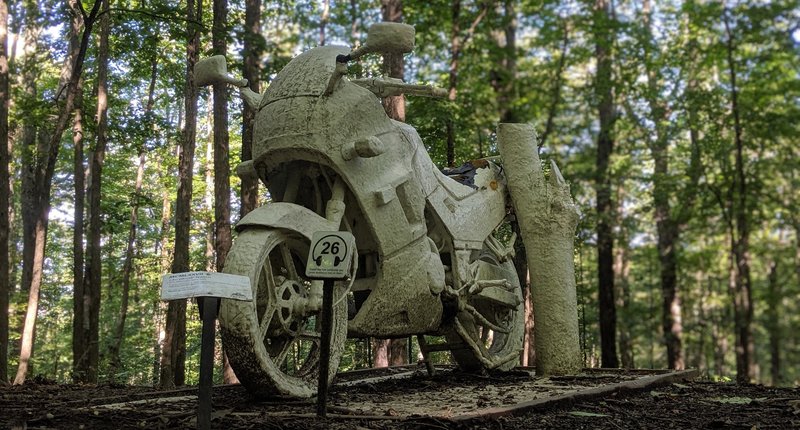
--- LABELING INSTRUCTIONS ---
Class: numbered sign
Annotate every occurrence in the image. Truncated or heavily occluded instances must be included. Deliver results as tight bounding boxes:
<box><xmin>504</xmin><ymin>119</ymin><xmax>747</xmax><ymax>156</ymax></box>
<box><xmin>305</xmin><ymin>231</ymin><xmax>356</xmax><ymax>279</ymax></box>
<box><xmin>161</xmin><ymin>272</ymin><xmax>253</xmax><ymax>301</ymax></box>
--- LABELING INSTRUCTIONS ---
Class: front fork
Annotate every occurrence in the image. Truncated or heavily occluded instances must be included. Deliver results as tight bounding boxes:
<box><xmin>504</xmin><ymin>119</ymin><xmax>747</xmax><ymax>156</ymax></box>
<box><xmin>306</xmin><ymin>176</ymin><xmax>347</xmax><ymax>312</ymax></box>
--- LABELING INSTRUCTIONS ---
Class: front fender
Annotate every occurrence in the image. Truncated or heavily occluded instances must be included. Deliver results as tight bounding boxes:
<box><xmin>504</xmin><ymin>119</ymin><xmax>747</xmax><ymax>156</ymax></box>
<box><xmin>235</xmin><ymin>203</ymin><xmax>338</xmax><ymax>239</ymax></box>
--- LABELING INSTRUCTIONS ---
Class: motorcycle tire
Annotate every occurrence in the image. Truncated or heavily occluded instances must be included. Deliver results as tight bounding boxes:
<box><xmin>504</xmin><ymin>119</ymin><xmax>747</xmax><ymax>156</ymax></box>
<box><xmin>219</xmin><ymin>227</ymin><xmax>348</xmax><ymax>398</ymax></box>
<box><xmin>445</xmin><ymin>253</ymin><xmax>524</xmax><ymax>372</ymax></box>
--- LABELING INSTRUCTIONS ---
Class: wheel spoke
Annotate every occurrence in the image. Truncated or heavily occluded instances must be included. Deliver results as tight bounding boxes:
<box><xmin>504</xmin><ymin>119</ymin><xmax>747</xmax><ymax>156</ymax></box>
<box><xmin>298</xmin><ymin>330</ymin><xmax>321</xmax><ymax>343</ymax></box>
<box><xmin>280</xmin><ymin>244</ymin><xmax>298</xmax><ymax>280</ymax></box>
<box><xmin>259</xmin><ymin>306</ymin><xmax>277</xmax><ymax>339</ymax></box>
<box><xmin>272</xmin><ymin>338</ymin><xmax>295</xmax><ymax>366</ymax></box>
<box><xmin>260</xmin><ymin>257</ymin><xmax>282</xmax><ymax>328</ymax></box>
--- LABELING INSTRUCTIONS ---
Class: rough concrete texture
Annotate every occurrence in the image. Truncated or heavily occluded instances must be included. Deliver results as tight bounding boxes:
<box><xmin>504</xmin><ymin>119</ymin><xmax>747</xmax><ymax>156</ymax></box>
<box><xmin>497</xmin><ymin>123</ymin><xmax>582</xmax><ymax>376</ymax></box>
<box><xmin>354</xmin><ymin>22</ymin><xmax>415</xmax><ymax>58</ymax></box>
<box><xmin>219</xmin><ymin>226</ymin><xmax>349</xmax><ymax>398</ymax></box>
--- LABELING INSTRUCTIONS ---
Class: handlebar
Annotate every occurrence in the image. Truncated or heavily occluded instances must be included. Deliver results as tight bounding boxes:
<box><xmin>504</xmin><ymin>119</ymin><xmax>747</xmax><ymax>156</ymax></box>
<box><xmin>351</xmin><ymin>77</ymin><xmax>448</xmax><ymax>99</ymax></box>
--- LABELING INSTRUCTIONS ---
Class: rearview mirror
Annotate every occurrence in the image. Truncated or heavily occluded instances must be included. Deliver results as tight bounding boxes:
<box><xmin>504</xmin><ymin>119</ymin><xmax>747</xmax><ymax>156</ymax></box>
<box><xmin>195</xmin><ymin>55</ymin><xmax>248</xmax><ymax>88</ymax></box>
<box><xmin>349</xmin><ymin>23</ymin><xmax>415</xmax><ymax>61</ymax></box>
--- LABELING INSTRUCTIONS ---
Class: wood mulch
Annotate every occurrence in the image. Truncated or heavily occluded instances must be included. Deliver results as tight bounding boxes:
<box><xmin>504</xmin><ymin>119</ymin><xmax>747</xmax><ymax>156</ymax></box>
<box><xmin>1</xmin><ymin>368</ymin><xmax>798</xmax><ymax>429</ymax></box>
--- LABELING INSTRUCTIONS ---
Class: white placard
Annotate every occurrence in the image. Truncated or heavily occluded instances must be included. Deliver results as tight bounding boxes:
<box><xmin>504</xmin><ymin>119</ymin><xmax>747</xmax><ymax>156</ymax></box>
<box><xmin>161</xmin><ymin>272</ymin><xmax>253</xmax><ymax>301</ymax></box>
<box><xmin>305</xmin><ymin>231</ymin><xmax>356</xmax><ymax>279</ymax></box>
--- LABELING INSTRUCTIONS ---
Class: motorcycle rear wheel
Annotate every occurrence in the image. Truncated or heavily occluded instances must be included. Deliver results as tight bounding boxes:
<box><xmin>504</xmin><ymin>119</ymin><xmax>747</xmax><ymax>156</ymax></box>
<box><xmin>219</xmin><ymin>227</ymin><xmax>348</xmax><ymax>398</ymax></box>
<box><xmin>446</xmin><ymin>254</ymin><xmax>524</xmax><ymax>372</ymax></box>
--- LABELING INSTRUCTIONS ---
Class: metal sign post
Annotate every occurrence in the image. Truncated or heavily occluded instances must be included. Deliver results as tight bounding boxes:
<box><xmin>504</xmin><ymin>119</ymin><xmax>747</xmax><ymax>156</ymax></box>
<box><xmin>305</xmin><ymin>231</ymin><xmax>355</xmax><ymax>417</ymax></box>
<box><xmin>316</xmin><ymin>278</ymin><xmax>335</xmax><ymax>417</ymax></box>
<box><xmin>197</xmin><ymin>296</ymin><xmax>219</xmax><ymax>430</ymax></box>
<box><xmin>161</xmin><ymin>272</ymin><xmax>252</xmax><ymax>430</ymax></box>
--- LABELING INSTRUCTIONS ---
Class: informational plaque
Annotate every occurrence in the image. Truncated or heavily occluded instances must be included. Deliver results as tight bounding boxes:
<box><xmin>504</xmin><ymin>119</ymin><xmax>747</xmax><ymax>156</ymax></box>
<box><xmin>161</xmin><ymin>272</ymin><xmax>253</xmax><ymax>301</ymax></box>
<box><xmin>305</xmin><ymin>231</ymin><xmax>356</xmax><ymax>280</ymax></box>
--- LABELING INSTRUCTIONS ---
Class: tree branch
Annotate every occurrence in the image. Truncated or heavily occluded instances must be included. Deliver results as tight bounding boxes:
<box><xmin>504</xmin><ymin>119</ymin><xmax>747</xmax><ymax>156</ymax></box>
<box><xmin>539</xmin><ymin>20</ymin><xmax>569</xmax><ymax>148</ymax></box>
<box><xmin>102</xmin><ymin>7</ymin><xmax>205</xmax><ymax>29</ymax></box>
<box><xmin>459</xmin><ymin>1</ymin><xmax>491</xmax><ymax>48</ymax></box>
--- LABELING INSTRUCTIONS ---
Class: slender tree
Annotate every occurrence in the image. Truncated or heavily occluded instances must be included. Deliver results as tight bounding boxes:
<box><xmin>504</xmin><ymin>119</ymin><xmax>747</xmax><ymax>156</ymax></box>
<box><xmin>592</xmin><ymin>0</ymin><xmax>618</xmax><ymax>369</ymax></box>
<box><xmin>240</xmin><ymin>0</ymin><xmax>261</xmax><ymax>217</ymax></box>
<box><xmin>631</xmin><ymin>0</ymin><xmax>702</xmax><ymax>370</ymax></box>
<box><xmin>78</xmin><ymin>0</ymin><xmax>111</xmax><ymax>384</ymax></box>
<box><xmin>319</xmin><ymin>0</ymin><xmax>330</xmax><ymax>46</ymax></box>
<box><xmin>444</xmin><ymin>0</ymin><xmax>488</xmax><ymax>167</ymax></box>
<box><xmin>161</xmin><ymin>0</ymin><xmax>202</xmax><ymax>388</ymax></box>
<box><xmin>14</xmin><ymin>0</ymin><xmax>103</xmax><ymax>385</ymax></box>
<box><xmin>722</xmin><ymin>6</ymin><xmax>755</xmax><ymax>383</ymax></box>
<box><xmin>212</xmin><ymin>0</ymin><xmax>230</xmax><ymax>274</ymax></box>
<box><xmin>766</xmin><ymin>259</ymin><xmax>781</xmax><ymax>385</ymax></box>
<box><xmin>491</xmin><ymin>0</ymin><xmax>518</xmax><ymax>124</ymax></box>
<box><xmin>376</xmin><ymin>0</ymin><xmax>408</xmax><ymax>367</ymax></box>
<box><xmin>537</xmin><ymin>19</ymin><xmax>569</xmax><ymax>148</ymax></box>
<box><xmin>0</xmin><ymin>0</ymin><xmax>8</xmax><ymax>384</ymax></box>
<box><xmin>107</xmin><ymin>49</ymin><xmax>159</xmax><ymax>380</ymax></box>
<box><xmin>71</xmin><ymin>79</ymin><xmax>86</xmax><ymax>383</ymax></box>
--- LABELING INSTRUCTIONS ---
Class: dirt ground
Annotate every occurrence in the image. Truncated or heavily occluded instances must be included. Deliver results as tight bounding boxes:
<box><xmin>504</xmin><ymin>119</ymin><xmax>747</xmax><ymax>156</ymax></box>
<box><xmin>2</xmin><ymin>368</ymin><xmax>798</xmax><ymax>429</ymax></box>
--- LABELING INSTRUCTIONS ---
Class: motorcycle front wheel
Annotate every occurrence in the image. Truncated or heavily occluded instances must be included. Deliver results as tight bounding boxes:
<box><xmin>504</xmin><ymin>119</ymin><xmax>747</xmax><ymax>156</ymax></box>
<box><xmin>445</xmin><ymin>253</ymin><xmax>524</xmax><ymax>372</ymax></box>
<box><xmin>219</xmin><ymin>227</ymin><xmax>348</xmax><ymax>398</ymax></box>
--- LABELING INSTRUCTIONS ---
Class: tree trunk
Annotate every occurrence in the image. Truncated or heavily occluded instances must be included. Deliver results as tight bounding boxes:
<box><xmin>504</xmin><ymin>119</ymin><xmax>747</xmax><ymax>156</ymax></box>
<box><xmin>319</xmin><ymin>0</ymin><xmax>330</xmax><ymax>46</ymax></box>
<box><xmin>161</xmin><ymin>0</ymin><xmax>202</xmax><ymax>389</ymax></box>
<box><xmin>723</xmin><ymin>9</ymin><xmax>755</xmax><ymax>384</ymax></box>
<box><xmin>497</xmin><ymin>123</ymin><xmax>581</xmax><ymax>376</ymax></box>
<box><xmin>0</xmin><ymin>0</ymin><xmax>9</xmax><ymax>384</ymax></box>
<box><xmin>592</xmin><ymin>0</ymin><xmax>618</xmax><ymax>369</ymax></box>
<box><xmin>538</xmin><ymin>20</ymin><xmax>568</xmax><ymax>148</ymax></box>
<box><xmin>445</xmin><ymin>0</ymin><xmax>489</xmax><ymax>167</ymax></box>
<box><xmin>80</xmin><ymin>0</ymin><xmax>111</xmax><ymax>384</ymax></box>
<box><xmin>514</xmin><ymin>186</ymin><xmax>532</xmax><ymax>366</ymax></box>
<box><xmin>14</xmin><ymin>208</ymin><xmax>46</xmax><ymax>384</ymax></box>
<box><xmin>380</xmin><ymin>0</ymin><xmax>405</xmax><ymax>122</ymax></box>
<box><xmin>657</xmin><ymin>217</ymin><xmax>683</xmax><ymax>370</ymax></box>
<box><xmin>71</xmin><ymin>80</ymin><xmax>86</xmax><ymax>382</ymax></box>
<box><xmin>349</xmin><ymin>0</ymin><xmax>360</xmax><ymax>44</ymax></box>
<box><xmin>203</xmin><ymin>111</ymin><xmax>214</xmax><ymax>272</ymax></box>
<box><xmin>796</xmin><ymin>224</ymin><xmax>800</xmax><ymax>288</ymax></box>
<box><xmin>240</xmin><ymin>0</ymin><xmax>261</xmax><ymax>218</ymax></box>
<box><xmin>154</xmin><ymin>163</ymin><xmax>173</xmax><ymax>385</ymax></box>
<box><xmin>766</xmin><ymin>259</ymin><xmax>780</xmax><ymax>385</ymax></box>
<box><xmin>374</xmin><ymin>0</ymin><xmax>408</xmax><ymax>366</ymax></box>
<box><xmin>614</xmin><ymin>211</ymin><xmax>633</xmax><ymax>369</ymax></box>
<box><xmin>641</xmin><ymin>0</ymin><xmax>694</xmax><ymax>371</ymax></box>
<box><xmin>69</xmin><ymin>1</ymin><xmax>87</xmax><ymax>384</ymax></box>
<box><xmin>15</xmin><ymin>0</ymin><xmax>41</xmax><ymax>376</ymax></box>
<box><xmin>490</xmin><ymin>0</ymin><xmax>518</xmax><ymax>124</ymax></box>
<box><xmin>14</xmin><ymin>0</ymin><xmax>103</xmax><ymax>385</ymax></box>
<box><xmin>372</xmin><ymin>339</ymin><xmax>389</xmax><ymax>367</ymax></box>
<box><xmin>492</xmin><ymin>0</ymin><xmax>526</xmax><ymax>365</ymax></box>
<box><xmin>517</xmin><ymin>248</ymin><xmax>533</xmax><ymax>366</ymax></box>
<box><xmin>445</xmin><ymin>0</ymin><xmax>461</xmax><ymax>168</ymax></box>
<box><xmin>107</xmin><ymin>150</ymin><xmax>145</xmax><ymax>381</ymax></box>
<box><xmin>212</xmin><ymin>0</ymin><xmax>231</xmax><ymax>274</ymax></box>
<box><xmin>107</xmin><ymin>53</ymin><xmax>157</xmax><ymax>381</ymax></box>
<box><xmin>18</xmin><ymin>6</ymin><xmax>39</xmax><ymax>306</ymax></box>
<box><xmin>212</xmin><ymin>0</ymin><xmax>236</xmax><ymax>383</ymax></box>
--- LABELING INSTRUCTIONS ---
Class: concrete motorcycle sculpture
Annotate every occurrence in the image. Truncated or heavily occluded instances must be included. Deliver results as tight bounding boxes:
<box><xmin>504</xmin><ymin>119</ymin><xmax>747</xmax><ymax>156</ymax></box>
<box><xmin>198</xmin><ymin>23</ymin><xmax>526</xmax><ymax>398</ymax></box>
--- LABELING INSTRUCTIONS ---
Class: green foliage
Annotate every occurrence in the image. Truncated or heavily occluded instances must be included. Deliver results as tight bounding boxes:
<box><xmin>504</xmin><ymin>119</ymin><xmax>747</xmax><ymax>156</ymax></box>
<box><xmin>4</xmin><ymin>0</ymin><xmax>800</xmax><ymax>386</ymax></box>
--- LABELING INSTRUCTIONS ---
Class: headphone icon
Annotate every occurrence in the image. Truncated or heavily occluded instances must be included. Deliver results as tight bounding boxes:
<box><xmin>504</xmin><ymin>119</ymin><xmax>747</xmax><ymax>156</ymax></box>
<box><xmin>311</xmin><ymin>235</ymin><xmax>347</xmax><ymax>267</ymax></box>
<box><xmin>314</xmin><ymin>254</ymin><xmax>344</xmax><ymax>266</ymax></box>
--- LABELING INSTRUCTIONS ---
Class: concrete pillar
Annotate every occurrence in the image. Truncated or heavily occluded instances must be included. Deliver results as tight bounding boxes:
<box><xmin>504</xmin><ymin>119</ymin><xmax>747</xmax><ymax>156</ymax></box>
<box><xmin>497</xmin><ymin>123</ymin><xmax>582</xmax><ymax>375</ymax></box>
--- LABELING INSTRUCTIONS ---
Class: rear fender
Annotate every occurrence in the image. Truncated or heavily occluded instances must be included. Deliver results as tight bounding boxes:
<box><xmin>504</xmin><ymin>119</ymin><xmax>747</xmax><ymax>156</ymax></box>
<box><xmin>235</xmin><ymin>203</ymin><xmax>338</xmax><ymax>239</ymax></box>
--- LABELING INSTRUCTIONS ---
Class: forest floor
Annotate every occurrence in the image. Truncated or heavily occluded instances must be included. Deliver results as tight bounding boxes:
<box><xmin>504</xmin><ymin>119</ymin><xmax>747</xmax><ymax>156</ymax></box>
<box><xmin>1</xmin><ymin>367</ymin><xmax>798</xmax><ymax>429</ymax></box>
